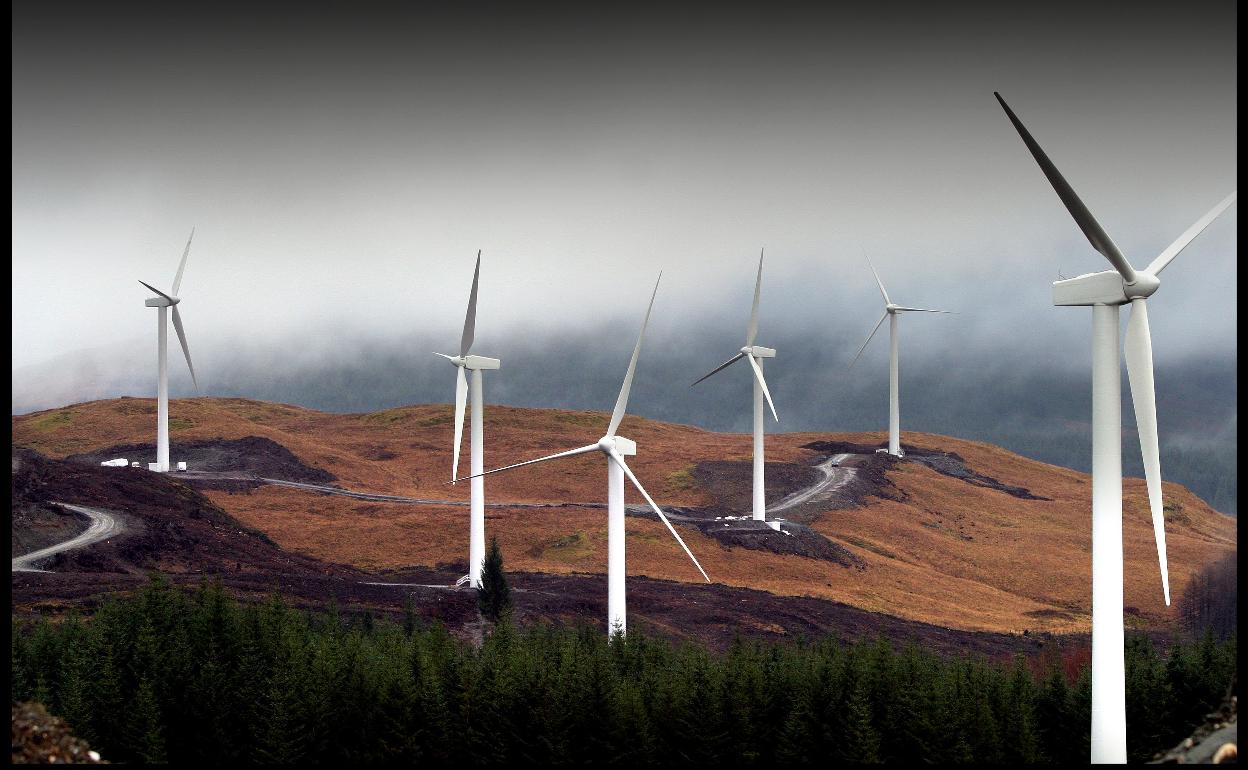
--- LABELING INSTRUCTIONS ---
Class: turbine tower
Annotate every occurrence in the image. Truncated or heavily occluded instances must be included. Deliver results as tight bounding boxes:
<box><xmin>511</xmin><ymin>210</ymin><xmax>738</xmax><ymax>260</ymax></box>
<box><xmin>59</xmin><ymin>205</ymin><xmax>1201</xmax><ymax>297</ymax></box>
<box><xmin>691</xmin><ymin>249</ymin><xmax>779</xmax><ymax>526</ymax></box>
<box><xmin>848</xmin><ymin>254</ymin><xmax>952</xmax><ymax>456</ymax></box>
<box><xmin>139</xmin><ymin>228</ymin><xmax>199</xmax><ymax>472</ymax></box>
<box><xmin>996</xmin><ymin>91</ymin><xmax>1236</xmax><ymax>764</ymax></box>
<box><xmin>460</xmin><ymin>273</ymin><xmax>710</xmax><ymax>637</ymax></box>
<box><xmin>436</xmin><ymin>251</ymin><xmax>500</xmax><ymax>589</ymax></box>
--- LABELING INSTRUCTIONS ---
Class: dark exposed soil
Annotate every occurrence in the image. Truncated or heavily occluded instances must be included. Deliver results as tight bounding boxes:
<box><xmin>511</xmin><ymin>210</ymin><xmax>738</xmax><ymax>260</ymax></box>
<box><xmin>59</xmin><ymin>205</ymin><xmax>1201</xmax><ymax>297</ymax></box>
<box><xmin>661</xmin><ymin>510</ymin><xmax>864</xmax><ymax>568</ymax></box>
<box><xmin>10</xmin><ymin>454</ymin><xmax>91</xmax><ymax>556</ymax></box>
<box><xmin>11</xmin><ymin>701</ymin><xmax>107</xmax><ymax>764</ymax></box>
<box><xmin>11</xmin><ymin>447</ymin><xmax>351</xmax><ymax>577</ymax></box>
<box><xmin>11</xmin><ymin>448</ymin><xmax>1078</xmax><ymax>659</ymax></box>
<box><xmin>800</xmin><ymin>440</ymin><xmax>895</xmax><ymax>456</ymax></box>
<box><xmin>10</xmin><ymin>505</ymin><xmax>90</xmax><ymax>559</ymax></box>
<box><xmin>691</xmin><ymin>460</ymin><xmax>822</xmax><ymax>513</ymax></box>
<box><xmin>801</xmin><ymin>440</ymin><xmax>1048</xmax><ymax>501</ymax></box>
<box><xmin>12</xmin><ymin>452</ymin><xmax>90</xmax><ymax>558</ymax></box>
<box><xmin>11</xmin><ymin>565</ymin><xmax>1079</xmax><ymax>660</ymax></box>
<box><xmin>64</xmin><ymin>436</ymin><xmax>337</xmax><ymax>490</ymax></box>
<box><xmin>906</xmin><ymin>452</ymin><xmax>1049</xmax><ymax>500</ymax></box>
<box><xmin>644</xmin><ymin>459</ymin><xmax>862</xmax><ymax>565</ymax></box>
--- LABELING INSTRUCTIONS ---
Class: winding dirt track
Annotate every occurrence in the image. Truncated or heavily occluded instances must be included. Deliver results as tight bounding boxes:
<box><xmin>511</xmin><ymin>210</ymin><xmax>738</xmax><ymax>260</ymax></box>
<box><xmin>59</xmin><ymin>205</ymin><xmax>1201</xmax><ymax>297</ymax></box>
<box><xmin>766</xmin><ymin>453</ymin><xmax>859</xmax><ymax>513</ymax></box>
<box><xmin>11</xmin><ymin>504</ymin><xmax>121</xmax><ymax>573</ymax></box>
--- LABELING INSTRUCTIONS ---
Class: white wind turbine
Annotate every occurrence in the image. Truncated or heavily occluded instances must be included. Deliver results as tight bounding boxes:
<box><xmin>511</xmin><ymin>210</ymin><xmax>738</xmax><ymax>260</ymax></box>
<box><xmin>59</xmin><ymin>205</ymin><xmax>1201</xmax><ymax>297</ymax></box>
<box><xmin>691</xmin><ymin>249</ymin><xmax>780</xmax><ymax>527</ymax></box>
<box><xmin>848</xmin><ymin>254</ymin><xmax>953</xmax><ymax>457</ymax></box>
<box><xmin>435</xmin><ymin>251</ymin><xmax>500</xmax><ymax>590</ymax></box>
<box><xmin>458</xmin><ymin>273</ymin><xmax>710</xmax><ymax>637</ymax></box>
<box><xmin>996</xmin><ymin>91</ymin><xmax>1236</xmax><ymax>764</ymax></box>
<box><xmin>138</xmin><ymin>229</ymin><xmax>200</xmax><ymax>473</ymax></box>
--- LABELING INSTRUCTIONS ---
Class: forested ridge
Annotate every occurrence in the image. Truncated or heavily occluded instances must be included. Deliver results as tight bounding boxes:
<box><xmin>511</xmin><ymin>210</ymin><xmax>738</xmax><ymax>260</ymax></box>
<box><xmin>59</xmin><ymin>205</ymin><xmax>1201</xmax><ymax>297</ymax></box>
<box><xmin>11</xmin><ymin>577</ymin><xmax>1236</xmax><ymax>764</ymax></box>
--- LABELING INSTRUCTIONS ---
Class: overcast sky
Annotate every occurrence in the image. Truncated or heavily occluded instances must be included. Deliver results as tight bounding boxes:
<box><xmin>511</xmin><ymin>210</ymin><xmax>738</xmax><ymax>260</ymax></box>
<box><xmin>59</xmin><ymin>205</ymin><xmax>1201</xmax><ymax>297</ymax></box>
<box><xmin>13</xmin><ymin>0</ymin><xmax>1237</xmax><ymax>371</ymax></box>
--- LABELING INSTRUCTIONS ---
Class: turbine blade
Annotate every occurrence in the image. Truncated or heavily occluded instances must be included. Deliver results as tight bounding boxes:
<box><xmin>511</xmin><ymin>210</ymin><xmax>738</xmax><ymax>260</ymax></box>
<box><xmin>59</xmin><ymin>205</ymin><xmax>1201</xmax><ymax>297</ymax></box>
<box><xmin>893</xmin><ymin>306</ymin><xmax>957</xmax><ymax>314</ymax></box>
<box><xmin>746</xmin><ymin>354</ymin><xmax>779</xmax><ymax>422</ymax></box>
<box><xmin>170</xmin><ymin>305</ymin><xmax>198</xmax><ymax>391</ymax></box>
<box><xmin>1124</xmin><ymin>298</ymin><xmax>1170</xmax><ymax>606</ymax></box>
<box><xmin>690</xmin><ymin>352</ymin><xmax>746</xmax><ymax>387</ymax></box>
<box><xmin>1145</xmin><ymin>192</ymin><xmax>1238</xmax><ymax>277</ymax></box>
<box><xmin>460</xmin><ymin>250</ymin><xmax>480</xmax><ymax>357</ymax></box>
<box><xmin>452</xmin><ymin>443</ymin><xmax>600</xmax><ymax>484</ymax></box>
<box><xmin>607</xmin><ymin>272</ymin><xmax>661</xmax><ymax>437</ymax></box>
<box><xmin>451</xmin><ymin>365</ymin><xmax>468</xmax><ymax>483</ymax></box>
<box><xmin>433</xmin><ymin>352</ymin><xmax>456</xmax><ymax>361</ymax></box>
<box><xmin>610</xmin><ymin>450</ymin><xmax>710</xmax><ymax>582</ymax></box>
<box><xmin>746</xmin><ymin>248</ymin><xmax>763</xmax><ymax>346</ymax></box>
<box><xmin>994</xmin><ymin>92</ymin><xmax>1137</xmax><ymax>284</ymax></box>
<box><xmin>171</xmin><ymin>227</ymin><xmax>194</xmax><ymax>296</ymax></box>
<box><xmin>864</xmin><ymin>252</ymin><xmax>891</xmax><ymax>306</ymax></box>
<box><xmin>848</xmin><ymin>313</ymin><xmax>889</xmax><ymax>371</ymax></box>
<box><xmin>138</xmin><ymin>280</ymin><xmax>173</xmax><ymax>302</ymax></box>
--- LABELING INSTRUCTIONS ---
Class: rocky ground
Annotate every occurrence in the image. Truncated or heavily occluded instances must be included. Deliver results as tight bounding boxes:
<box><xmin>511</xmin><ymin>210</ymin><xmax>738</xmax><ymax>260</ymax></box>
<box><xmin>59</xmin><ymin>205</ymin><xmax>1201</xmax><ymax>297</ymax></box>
<box><xmin>1152</xmin><ymin>682</ymin><xmax>1238</xmax><ymax>765</ymax></box>
<box><xmin>11</xmin><ymin>701</ymin><xmax>106</xmax><ymax>764</ymax></box>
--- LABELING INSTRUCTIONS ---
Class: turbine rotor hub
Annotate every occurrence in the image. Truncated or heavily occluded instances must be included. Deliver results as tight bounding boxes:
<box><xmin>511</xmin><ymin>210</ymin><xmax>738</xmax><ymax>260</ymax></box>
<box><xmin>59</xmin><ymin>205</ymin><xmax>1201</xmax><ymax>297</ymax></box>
<box><xmin>1123</xmin><ymin>271</ymin><xmax>1160</xmax><ymax>300</ymax></box>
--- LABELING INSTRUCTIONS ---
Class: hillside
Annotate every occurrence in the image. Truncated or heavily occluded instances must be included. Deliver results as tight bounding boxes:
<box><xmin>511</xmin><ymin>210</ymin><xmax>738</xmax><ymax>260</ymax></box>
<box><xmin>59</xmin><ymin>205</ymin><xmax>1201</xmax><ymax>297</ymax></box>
<box><xmin>12</xmin><ymin>396</ymin><xmax>1236</xmax><ymax>635</ymax></box>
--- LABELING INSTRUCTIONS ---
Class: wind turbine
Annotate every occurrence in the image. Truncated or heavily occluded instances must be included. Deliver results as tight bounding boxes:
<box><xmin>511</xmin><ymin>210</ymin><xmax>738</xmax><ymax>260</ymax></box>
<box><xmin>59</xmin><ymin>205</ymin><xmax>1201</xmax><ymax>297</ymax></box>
<box><xmin>138</xmin><ymin>228</ymin><xmax>199</xmax><ymax>473</ymax></box>
<box><xmin>435</xmin><ymin>250</ymin><xmax>500</xmax><ymax>589</ymax></box>
<box><xmin>848</xmin><ymin>254</ymin><xmax>953</xmax><ymax>456</ymax></box>
<box><xmin>996</xmin><ymin>91</ymin><xmax>1236</xmax><ymax>764</ymax></box>
<box><xmin>459</xmin><ymin>273</ymin><xmax>710</xmax><ymax>637</ymax></box>
<box><xmin>691</xmin><ymin>249</ymin><xmax>780</xmax><ymax>527</ymax></box>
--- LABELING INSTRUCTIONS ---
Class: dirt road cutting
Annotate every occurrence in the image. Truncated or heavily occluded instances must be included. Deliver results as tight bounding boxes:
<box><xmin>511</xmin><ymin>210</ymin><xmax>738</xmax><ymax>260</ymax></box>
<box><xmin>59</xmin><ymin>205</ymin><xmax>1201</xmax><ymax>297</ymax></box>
<box><xmin>12</xmin><ymin>504</ymin><xmax>122</xmax><ymax>572</ymax></box>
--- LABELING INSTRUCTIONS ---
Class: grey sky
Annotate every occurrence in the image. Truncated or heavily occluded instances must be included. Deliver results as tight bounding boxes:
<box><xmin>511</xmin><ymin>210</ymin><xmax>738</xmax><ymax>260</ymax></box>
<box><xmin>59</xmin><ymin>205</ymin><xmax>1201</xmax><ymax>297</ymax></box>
<box><xmin>12</xmin><ymin>1</ymin><xmax>1237</xmax><ymax>371</ymax></box>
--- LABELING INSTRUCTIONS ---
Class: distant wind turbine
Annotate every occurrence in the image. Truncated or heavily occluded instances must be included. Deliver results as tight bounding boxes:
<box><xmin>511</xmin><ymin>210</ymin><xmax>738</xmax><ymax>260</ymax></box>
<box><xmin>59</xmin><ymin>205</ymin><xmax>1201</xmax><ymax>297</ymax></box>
<box><xmin>691</xmin><ymin>248</ymin><xmax>780</xmax><ymax>527</ymax></box>
<box><xmin>138</xmin><ymin>228</ymin><xmax>199</xmax><ymax>472</ymax></box>
<box><xmin>996</xmin><ymin>90</ymin><xmax>1236</xmax><ymax>764</ymax></box>
<box><xmin>435</xmin><ymin>251</ymin><xmax>500</xmax><ymax>589</ymax></box>
<box><xmin>848</xmin><ymin>253</ymin><xmax>953</xmax><ymax>456</ymax></box>
<box><xmin>458</xmin><ymin>273</ymin><xmax>710</xmax><ymax>637</ymax></box>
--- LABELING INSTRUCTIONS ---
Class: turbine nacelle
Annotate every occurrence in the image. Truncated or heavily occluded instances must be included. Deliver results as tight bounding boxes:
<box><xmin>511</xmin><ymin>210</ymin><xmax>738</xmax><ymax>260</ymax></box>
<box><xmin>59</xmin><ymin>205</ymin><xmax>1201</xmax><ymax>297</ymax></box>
<box><xmin>144</xmin><ymin>295</ymin><xmax>180</xmax><ymax>307</ymax></box>
<box><xmin>885</xmin><ymin>303</ymin><xmax>900</xmax><ymax>314</ymax></box>
<box><xmin>740</xmin><ymin>345</ymin><xmax>776</xmax><ymax>359</ymax></box>
<box><xmin>1053</xmin><ymin>269</ymin><xmax>1160</xmax><ymax>306</ymax></box>
<box><xmin>436</xmin><ymin>352</ymin><xmax>501</xmax><ymax>370</ymax></box>
<box><xmin>598</xmin><ymin>435</ymin><xmax>637</xmax><ymax>456</ymax></box>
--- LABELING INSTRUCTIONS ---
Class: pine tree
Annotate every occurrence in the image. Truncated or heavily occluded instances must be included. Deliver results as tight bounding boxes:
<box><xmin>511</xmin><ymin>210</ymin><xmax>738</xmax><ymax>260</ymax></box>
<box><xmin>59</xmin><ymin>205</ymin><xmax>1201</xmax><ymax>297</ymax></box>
<box><xmin>1034</xmin><ymin>667</ymin><xmax>1071</xmax><ymax>763</ymax></box>
<box><xmin>11</xmin><ymin>618</ymin><xmax>30</xmax><ymax>703</ymax></box>
<box><xmin>774</xmin><ymin>688</ymin><xmax>818</xmax><ymax>764</ymax></box>
<box><xmin>478</xmin><ymin>536</ymin><xmax>512</xmax><ymax>623</ymax></box>
<box><xmin>839</xmin><ymin>680</ymin><xmax>881</xmax><ymax>763</ymax></box>
<box><xmin>125</xmin><ymin>677</ymin><xmax>167</xmax><ymax>763</ymax></box>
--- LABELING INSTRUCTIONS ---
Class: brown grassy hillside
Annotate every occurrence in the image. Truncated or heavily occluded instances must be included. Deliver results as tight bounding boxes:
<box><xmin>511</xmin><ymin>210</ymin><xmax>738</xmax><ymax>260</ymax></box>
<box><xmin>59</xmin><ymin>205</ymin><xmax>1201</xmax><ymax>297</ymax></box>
<box><xmin>13</xmin><ymin>397</ymin><xmax>1236</xmax><ymax>635</ymax></box>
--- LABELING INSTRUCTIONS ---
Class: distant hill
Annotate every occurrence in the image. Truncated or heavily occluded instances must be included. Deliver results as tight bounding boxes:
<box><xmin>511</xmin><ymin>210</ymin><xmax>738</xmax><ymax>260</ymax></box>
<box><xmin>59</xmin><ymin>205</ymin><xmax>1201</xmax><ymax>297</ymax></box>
<box><xmin>12</xmin><ymin>397</ymin><xmax>1236</xmax><ymax>636</ymax></box>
